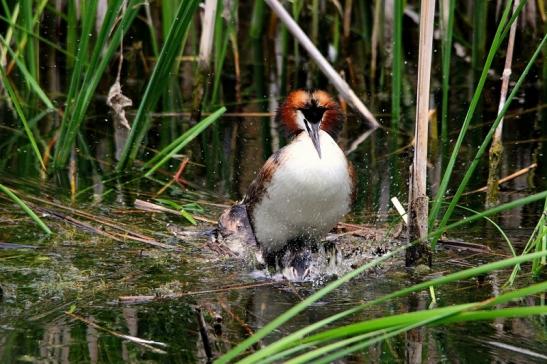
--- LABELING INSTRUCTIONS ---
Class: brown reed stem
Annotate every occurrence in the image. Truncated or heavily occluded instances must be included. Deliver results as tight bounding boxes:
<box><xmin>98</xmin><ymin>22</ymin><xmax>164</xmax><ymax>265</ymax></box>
<box><xmin>406</xmin><ymin>0</ymin><xmax>436</xmax><ymax>267</ymax></box>
<box><xmin>486</xmin><ymin>0</ymin><xmax>520</xmax><ymax>207</ymax></box>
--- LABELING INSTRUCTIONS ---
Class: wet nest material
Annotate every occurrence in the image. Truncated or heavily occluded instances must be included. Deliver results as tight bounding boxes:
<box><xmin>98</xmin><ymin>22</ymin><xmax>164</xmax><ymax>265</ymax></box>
<box><xmin>205</xmin><ymin>203</ymin><xmax>404</xmax><ymax>281</ymax></box>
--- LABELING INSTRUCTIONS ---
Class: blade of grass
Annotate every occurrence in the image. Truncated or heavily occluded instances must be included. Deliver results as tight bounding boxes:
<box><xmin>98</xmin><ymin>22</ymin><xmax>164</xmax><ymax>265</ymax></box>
<box><xmin>308</xmin><ymin>282</ymin><xmax>547</xmax><ymax>363</ymax></box>
<box><xmin>143</xmin><ymin>107</ymin><xmax>226</xmax><ymax>176</ymax></box>
<box><xmin>115</xmin><ymin>0</ymin><xmax>200</xmax><ymax>172</ymax></box>
<box><xmin>268</xmin><ymin>305</ymin><xmax>547</xmax><ymax>363</ymax></box>
<box><xmin>432</xmin><ymin>33</ymin><xmax>547</xmax><ymax>247</ymax></box>
<box><xmin>429</xmin><ymin>0</ymin><xmax>527</xmax><ymax>227</ymax></box>
<box><xmin>5</xmin><ymin>0</ymin><xmax>48</xmax><ymax>83</ymax></box>
<box><xmin>288</xmin><ymin>328</ymin><xmax>406</xmax><ymax>364</ymax></box>
<box><xmin>0</xmin><ymin>0</ymin><xmax>13</xmax><ymax>22</ymax></box>
<box><xmin>258</xmin><ymin>343</ymin><xmax>322</xmax><ymax>364</ymax></box>
<box><xmin>439</xmin><ymin>0</ymin><xmax>455</xmax><ymax>147</ymax></box>
<box><xmin>0</xmin><ymin>65</ymin><xmax>45</xmax><ymax>170</ymax></box>
<box><xmin>507</xmin><ymin>196</ymin><xmax>547</xmax><ymax>285</ymax></box>
<box><xmin>234</xmin><ymin>252</ymin><xmax>547</xmax><ymax>364</ymax></box>
<box><xmin>438</xmin><ymin>190</ymin><xmax>547</xmax><ymax>239</ymax></box>
<box><xmin>210</xmin><ymin>1</ymin><xmax>232</xmax><ymax>107</ymax></box>
<box><xmin>20</xmin><ymin>0</ymin><xmax>47</xmax><ymax>81</ymax></box>
<box><xmin>300</xmin><ymin>281</ymin><xmax>547</xmax><ymax>347</ymax></box>
<box><xmin>533</xmin><ymin>223</ymin><xmax>546</xmax><ymax>277</ymax></box>
<box><xmin>438</xmin><ymin>305</ymin><xmax>547</xmax><ymax>323</ymax></box>
<box><xmin>0</xmin><ymin>34</ymin><xmax>54</xmax><ymax>109</ymax></box>
<box><xmin>0</xmin><ymin>184</ymin><xmax>51</xmax><ymax>234</ymax></box>
<box><xmin>155</xmin><ymin>198</ymin><xmax>197</xmax><ymax>225</ymax></box>
<box><xmin>66</xmin><ymin>0</ymin><xmax>77</xmax><ymax>69</ymax></box>
<box><xmin>53</xmin><ymin>0</ymin><xmax>97</xmax><ymax>167</ymax></box>
<box><xmin>302</xmin><ymin>310</ymin><xmax>467</xmax><ymax>364</ymax></box>
<box><xmin>54</xmin><ymin>0</ymin><xmax>141</xmax><ymax>169</ymax></box>
<box><xmin>144</xmin><ymin>0</ymin><xmax>159</xmax><ymax>57</ymax></box>
<box><xmin>445</xmin><ymin>202</ymin><xmax>516</xmax><ymax>257</ymax></box>
<box><xmin>250</xmin><ymin>0</ymin><xmax>266</xmax><ymax>39</ymax></box>
<box><xmin>531</xmin><ymin>197</ymin><xmax>547</xmax><ymax>276</ymax></box>
<box><xmin>159</xmin><ymin>0</ymin><xmax>189</xmax><ymax>145</ymax></box>
<box><xmin>471</xmin><ymin>0</ymin><xmax>488</xmax><ymax>79</ymax></box>
<box><xmin>161</xmin><ymin>0</ymin><xmax>177</xmax><ymax>39</ymax></box>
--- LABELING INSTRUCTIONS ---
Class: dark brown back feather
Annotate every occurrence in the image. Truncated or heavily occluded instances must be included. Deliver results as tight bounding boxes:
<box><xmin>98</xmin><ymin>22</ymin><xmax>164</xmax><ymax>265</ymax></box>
<box><xmin>243</xmin><ymin>149</ymin><xmax>285</xmax><ymax>228</ymax></box>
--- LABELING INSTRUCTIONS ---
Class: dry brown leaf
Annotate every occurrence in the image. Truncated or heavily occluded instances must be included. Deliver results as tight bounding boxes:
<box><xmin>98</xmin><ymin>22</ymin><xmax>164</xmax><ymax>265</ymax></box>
<box><xmin>107</xmin><ymin>80</ymin><xmax>132</xmax><ymax>130</ymax></box>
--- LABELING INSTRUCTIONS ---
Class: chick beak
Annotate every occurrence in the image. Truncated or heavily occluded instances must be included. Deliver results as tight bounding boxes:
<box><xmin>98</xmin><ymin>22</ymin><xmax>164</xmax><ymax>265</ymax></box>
<box><xmin>304</xmin><ymin>120</ymin><xmax>321</xmax><ymax>158</ymax></box>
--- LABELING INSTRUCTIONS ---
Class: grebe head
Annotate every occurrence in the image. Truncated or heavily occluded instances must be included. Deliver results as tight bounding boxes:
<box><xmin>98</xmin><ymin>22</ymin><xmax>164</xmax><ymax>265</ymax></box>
<box><xmin>277</xmin><ymin>90</ymin><xmax>344</xmax><ymax>158</ymax></box>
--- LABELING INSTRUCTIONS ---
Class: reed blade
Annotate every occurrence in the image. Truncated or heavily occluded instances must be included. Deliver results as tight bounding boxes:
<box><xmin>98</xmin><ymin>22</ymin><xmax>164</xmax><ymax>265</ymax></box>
<box><xmin>0</xmin><ymin>65</ymin><xmax>45</xmax><ymax>170</ymax></box>
<box><xmin>115</xmin><ymin>0</ymin><xmax>200</xmax><ymax>172</ymax></box>
<box><xmin>53</xmin><ymin>0</ymin><xmax>141</xmax><ymax>170</ymax></box>
<box><xmin>144</xmin><ymin>107</ymin><xmax>226</xmax><ymax>176</ymax></box>
<box><xmin>429</xmin><ymin>0</ymin><xmax>527</xmax><ymax>228</ymax></box>
<box><xmin>432</xmin><ymin>33</ymin><xmax>547</xmax><ymax>248</ymax></box>
<box><xmin>0</xmin><ymin>34</ymin><xmax>54</xmax><ymax>109</ymax></box>
<box><xmin>0</xmin><ymin>184</ymin><xmax>51</xmax><ymax>234</ymax></box>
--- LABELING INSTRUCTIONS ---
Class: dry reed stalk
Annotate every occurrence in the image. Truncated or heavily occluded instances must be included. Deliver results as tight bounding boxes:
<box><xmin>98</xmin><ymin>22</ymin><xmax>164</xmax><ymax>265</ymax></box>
<box><xmin>134</xmin><ymin>198</ymin><xmax>216</xmax><ymax>223</ymax></box>
<box><xmin>66</xmin><ymin>312</ymin><xmax>167</xmax><ymax>354</ymax></box>
<box><xmin>539</xmin><ymin>0</ymin><xmax>546</xmax><ymax>21</ymax></box>
<box><xmin>468</xmin><ymin>163</ymin><xmax>537</xmax><ymax>195</ymax></box>
<box><xmin>343</xmin><ymin>0</ymin><xmax>353</xmax><ymax>41</ymax></box>
<box><xmin>43</xmin><ymin>208</ymin><xmax>177</xmax><ymax>249</ymax></box>
<box><xmin>26</xmin><ymin>195</ymin><xmax>154</xmax><ymax>238</ymax></box>
<box><xmin>370</xmin><ymin>0</ymin><xmax>381</xmax><ymax>88</ymax></box>
<box><xmin>19</xmin><ymin>191</ymin><xmax>177</xmax><ymax>248</ymax></box>
<box><xmin>191</xmin><ymin>0</ymin><xmax>217</xmax><ymax>122</ymax></box>
<box><xmin>406</xmin><ymin>0</ymin><xmax>436</xmax><ymax>267</ymax></box>
<box><xmin>69</xmin><ymin>147</ymin><xmax>78</xmax><ymax>202</ymax></box>
<box><xmin>486</xmin><ymin>0</ymin><xmax>520</xmax><ymax>207</ymax></box>
<box><xmin>345</xmin><ymin>128</ymin><xmax>376</xmax><ymax>155</ymax></box>
<box><xmin>230</xmin><ymin>34</ymin><xmax>242</xmax><ymax>105</ymax></box>
<box><xmin>198</xmin><ymin>0</ymin><xmax>217</xmax><ymax>70</ymax></box>
<box><xmin>265</xmin><ymin>0</ymin><xmax>379</xmax><ymax>129</ymax></box>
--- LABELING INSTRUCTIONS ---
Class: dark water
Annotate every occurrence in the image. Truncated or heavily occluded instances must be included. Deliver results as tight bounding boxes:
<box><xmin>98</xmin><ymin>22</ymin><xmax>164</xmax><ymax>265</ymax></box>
<box><xmin>1</xmin><ymin>113</ymin><xmax>546</xmax><ymax>362</ymax></box>
<box><xmin>1</xmin><ymin>8</ymin><xmax>547</xmax><ymax>363</ymax></box>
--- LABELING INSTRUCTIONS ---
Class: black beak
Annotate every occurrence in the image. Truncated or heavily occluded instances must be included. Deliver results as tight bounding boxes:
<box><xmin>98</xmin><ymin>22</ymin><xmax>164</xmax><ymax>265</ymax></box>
<box><xmin>304</xmin><ymin>120</ymin><xmax>321</xmax><ymax>158</ymax></box>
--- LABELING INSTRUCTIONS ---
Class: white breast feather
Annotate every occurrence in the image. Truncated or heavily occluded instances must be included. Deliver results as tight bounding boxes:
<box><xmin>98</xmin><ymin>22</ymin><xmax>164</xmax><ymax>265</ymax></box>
<box><xmin>252</xmin><ymin>131</ymin><xmax>352</xmax><ymax>252</ymax></box>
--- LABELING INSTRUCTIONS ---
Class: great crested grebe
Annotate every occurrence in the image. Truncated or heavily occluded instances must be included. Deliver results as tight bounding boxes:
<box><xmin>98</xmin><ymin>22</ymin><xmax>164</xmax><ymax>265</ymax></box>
<box><xmin>219</xmin><ymin>89</ymin><xmax>355</xmax><ymax>264</ymax></box>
